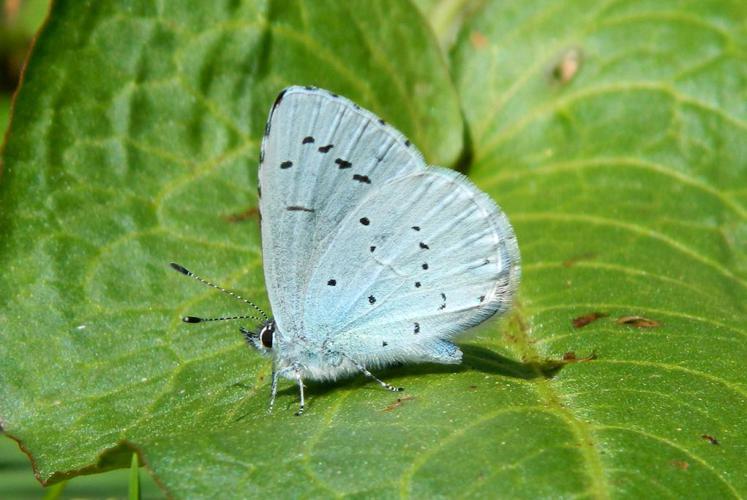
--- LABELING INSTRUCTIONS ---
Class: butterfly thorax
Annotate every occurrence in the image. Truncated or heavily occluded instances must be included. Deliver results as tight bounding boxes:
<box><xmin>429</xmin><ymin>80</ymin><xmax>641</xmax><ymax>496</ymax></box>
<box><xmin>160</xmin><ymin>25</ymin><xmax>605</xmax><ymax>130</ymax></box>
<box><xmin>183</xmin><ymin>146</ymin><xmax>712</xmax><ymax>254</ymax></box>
<box><xmin>263</xmin><ymin>322</ymin><xmax>359</xmax><ymax>381</ymax></box>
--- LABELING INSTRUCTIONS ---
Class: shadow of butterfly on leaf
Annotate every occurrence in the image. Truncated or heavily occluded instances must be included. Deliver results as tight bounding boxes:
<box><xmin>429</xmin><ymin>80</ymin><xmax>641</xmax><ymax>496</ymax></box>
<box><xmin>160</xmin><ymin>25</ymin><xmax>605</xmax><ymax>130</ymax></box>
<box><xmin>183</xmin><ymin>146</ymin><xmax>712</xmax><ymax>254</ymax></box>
<box><xmin>229</xmin><ymin>343</ymin><xmax>562</xmax><ymax>419</ymax></box>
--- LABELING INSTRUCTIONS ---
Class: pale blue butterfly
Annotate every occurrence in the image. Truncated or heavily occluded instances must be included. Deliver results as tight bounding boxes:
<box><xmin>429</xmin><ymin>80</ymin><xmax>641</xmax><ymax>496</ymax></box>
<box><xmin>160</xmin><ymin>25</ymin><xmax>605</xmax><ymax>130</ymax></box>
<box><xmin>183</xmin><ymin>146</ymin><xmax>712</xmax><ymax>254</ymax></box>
<box><xmin>172</xmin><ymin>86</ymin><xmax>520</xmax><ymax>415</ymax></box>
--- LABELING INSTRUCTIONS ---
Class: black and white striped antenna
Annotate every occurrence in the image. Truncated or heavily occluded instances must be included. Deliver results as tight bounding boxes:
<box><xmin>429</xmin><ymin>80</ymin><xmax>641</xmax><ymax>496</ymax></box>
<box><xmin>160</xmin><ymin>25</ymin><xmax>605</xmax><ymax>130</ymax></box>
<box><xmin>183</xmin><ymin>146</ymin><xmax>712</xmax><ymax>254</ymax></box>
<box><xmin>170</xmin><ymin>262</ymin><xmax>269</xmax><ymax>323</ymax></box>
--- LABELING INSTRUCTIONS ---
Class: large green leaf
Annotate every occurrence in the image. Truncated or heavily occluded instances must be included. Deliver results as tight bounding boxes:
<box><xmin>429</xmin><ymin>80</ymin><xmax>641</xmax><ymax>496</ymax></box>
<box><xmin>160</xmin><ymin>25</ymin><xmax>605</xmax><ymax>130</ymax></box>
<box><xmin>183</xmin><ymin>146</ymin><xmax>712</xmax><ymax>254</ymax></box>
<box><xmin>1</xmin><ymin>0</ymin><xmax>745</xmax><ymax>498</ymax></box>
<box><xmin>449</xmin><ymin>0</ymin><xmax>747</xmax><ymax>497</ymax></box>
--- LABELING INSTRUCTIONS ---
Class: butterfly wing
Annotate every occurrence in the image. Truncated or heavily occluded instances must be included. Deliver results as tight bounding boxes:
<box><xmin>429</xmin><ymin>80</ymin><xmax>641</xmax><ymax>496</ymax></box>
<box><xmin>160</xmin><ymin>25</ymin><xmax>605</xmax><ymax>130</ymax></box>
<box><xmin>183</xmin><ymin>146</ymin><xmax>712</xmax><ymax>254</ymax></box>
<box><xmin>303</xmin><ymin>166</ymin><xmax>520</xmax><ymax>368</ymax></box>
<box><xmin>259</xmin><ymin>87</ymin><xmax>426</xmax><ymax>338</ymax></box>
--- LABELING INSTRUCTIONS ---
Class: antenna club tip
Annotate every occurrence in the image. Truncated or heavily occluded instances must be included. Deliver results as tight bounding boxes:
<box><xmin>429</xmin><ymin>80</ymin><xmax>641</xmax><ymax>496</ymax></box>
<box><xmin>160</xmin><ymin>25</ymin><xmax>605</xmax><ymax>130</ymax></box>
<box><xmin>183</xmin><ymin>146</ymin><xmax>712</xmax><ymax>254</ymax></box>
<box><xmin>183</xmin><ymin>316</ymin><xmax>202</xmax><ymax>323</ymax></box>
<box><xmin>170</xmin><ymin>262</ymin><xmax>191</xmax><ymax>275</ymax></box>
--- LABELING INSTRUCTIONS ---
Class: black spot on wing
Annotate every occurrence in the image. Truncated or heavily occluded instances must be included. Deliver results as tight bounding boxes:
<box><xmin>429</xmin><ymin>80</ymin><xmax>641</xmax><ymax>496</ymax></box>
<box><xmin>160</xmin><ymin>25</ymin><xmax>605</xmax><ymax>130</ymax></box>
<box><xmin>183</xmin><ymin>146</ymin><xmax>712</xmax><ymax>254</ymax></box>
<box><xmin>302</xmin><ymin>136</ymin><xmax>315</xmax><ymax>144</ymax></box>
<box><xmin>414</xmin><ymin>322</ymin><xmax>420</xmax><ymax>334</ymax></box>
<box><xmin>412</xmin><ymin>226</ymin><xmax>421</xmax><ymax>231</ymax></box>
<box><xmin>422</xmin><ymin>263</ymin><xmax>429</xmax><ymax>270</ymax></box>
<box><xmin>370</xmin><ymin>246</ymin><xmax>376</xmax><ymax>252</ymax></box>
<box><xmin>319</xmin><ymin>144</ymin><xmax>334</xmax><ymax>153</ymax></box>
<box><xmin>353</xmin><ymin>174</ymin><xmax>371</xmax><ymax>184</ymax></box>
<box><xmin>360</xmin><ymin>217</ymin><xmax>370</xmax><ymax>226</ymax></box>
<box><xmin>414</xmin><ymin>281</ymin><xmax>421</xmax><ymax>288</ymax></box>
<box><xmin>479</xmin><ymin>295</ymin><xmax>486</xmax><ymax>303</ymax></box>
<box><xmin>405</xmin><ymin>140</ymin><xmax>411</xmax><ymax>147</ymax></box>
<box><xmin>419</xmin><ymin>242</ymin><xmax>429</xmax><ymax>249</ymax></box>
<box><xmin>280</xmin><ymin>161</ymin><xmax>293</xmax><ymax>169</ymax></box>
<box><xmin>378</xmin><ymin>118</ymin><xmax>386</xmax><ymax>125</ymax></box>
<box><xmin>327</xmin><ymin>279</ymin><xmax>336</xmax><ymax>286</ymax></box>
<box><xmin>335</xmin><ymin>158</ymin><xmax>352</xmax><ymax>169</ymax></box>
<box><xmin>382</xmin><ymin>341</ymin><xmax>388</xmax><ymax>347</ymax></box>
<box><xmin>368</xmin><ymin>295</ymin><xmax>376</xmax><ymax>304</ymax></box>
<box><xmin>287</xmin><ymin>206</ymin><xmax>315</xmax><ymax>212</ymax></box>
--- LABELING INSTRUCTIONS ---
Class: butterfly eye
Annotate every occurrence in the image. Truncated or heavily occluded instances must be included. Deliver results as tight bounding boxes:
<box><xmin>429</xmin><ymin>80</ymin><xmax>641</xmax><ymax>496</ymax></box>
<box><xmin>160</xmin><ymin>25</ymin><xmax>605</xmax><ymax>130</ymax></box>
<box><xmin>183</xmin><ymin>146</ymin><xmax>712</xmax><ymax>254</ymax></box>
<box><xmin>260</xmin><ymin>323</ymin><xmax>274</xmax><ymax>349</ymax></box>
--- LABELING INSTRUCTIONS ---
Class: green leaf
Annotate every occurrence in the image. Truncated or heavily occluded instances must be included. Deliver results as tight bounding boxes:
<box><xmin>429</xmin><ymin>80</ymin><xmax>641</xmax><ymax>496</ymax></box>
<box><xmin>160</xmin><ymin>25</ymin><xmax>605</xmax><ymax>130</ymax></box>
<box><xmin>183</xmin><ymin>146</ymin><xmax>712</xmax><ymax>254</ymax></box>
<box><xmin>1</xmin><ymin>1</ymin><xmax>745</xmax><ymax>499</ymax></box>
<box><xmin>0</xmin><ymin>96</ymin><xmax>10</xmax><ymax>137</ymax></box>
<box><xmin>1</xmin><ymin>0</ymin><xmax>459</xmax><ymax>496</ymax></box>
<box><xmin>450</xmin><ymin>0</ymin><xmax>747</xmax><ymax>497</ymax></box>
<box><xmin>412</xmin><ymin>0</ymin><xmax>483</xmax><ymax>51</ymax></box>
<box><xmin>129</xmin><ymin>452</ymin><xmax>140</xmax><ymax>500</ymax></box>
<box><xmin>0</xmin><ymin>434</ymin><xmax>162</xmax><ymax>498</ymax></box>
<box><xmin>42</xmin><ymin>480</ymin><xmax>66</xmax><ymax>500</ymax></box>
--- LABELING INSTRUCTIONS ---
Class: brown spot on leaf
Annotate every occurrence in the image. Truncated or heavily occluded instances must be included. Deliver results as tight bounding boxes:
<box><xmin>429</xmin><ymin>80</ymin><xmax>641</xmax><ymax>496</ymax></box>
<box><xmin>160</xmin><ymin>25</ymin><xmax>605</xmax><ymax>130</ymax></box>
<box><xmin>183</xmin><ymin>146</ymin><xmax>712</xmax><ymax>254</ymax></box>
<box><xmin>562</xmin><ymin>252</ymin><xmax>596</xmax><ymax>267</ymax></box>
<box><xmin>562</xmin><ymin>351</ymin><xmax>597</xmax><ymax>363</ymax></box>
<box><xmin>573</xmin><ymin>312</ymin><xmax>608</xmax><ymax>328</ymax></box>
<box><xmin>671</xmin><ymin>460</ymin><xmax>689</xmax><ymax>470</ymax></box>
<box><xmin>383</xmin><ymin>396</ymin><xmax>415</xmax><ymax>412</ymax></box>
<box><xmin>468</xmin><ymin>385</ymin><xmax>478</xmax><ymax>391</ymax></box>
<box><xmin>470</xmin><ymin>31</ymin><xmax>488</xmax><ymax>49</ymax></box>
<box><xmin>223</xmin><ymin>207</ymin><xmax>258</xmax><ymax>222</ymax></box>
<box><xmin>549</xmin><ymin>47</ymin><xmax>583</xmax><ymax>85</ymax></box>
<box><xmin>616</xmin><ymin>316</ymin><xmax>660</xmax><ymax>328</ymax></box>
<box><xmin>701</xmin><ymin>434</ymin><xmax>720</xmax><ymax>445</ymax></box>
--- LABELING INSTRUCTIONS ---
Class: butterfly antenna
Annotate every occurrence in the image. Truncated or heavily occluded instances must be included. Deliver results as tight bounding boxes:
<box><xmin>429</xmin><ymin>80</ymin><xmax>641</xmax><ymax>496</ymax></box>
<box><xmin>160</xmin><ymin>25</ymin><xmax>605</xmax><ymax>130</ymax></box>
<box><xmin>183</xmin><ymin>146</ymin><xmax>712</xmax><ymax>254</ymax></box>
<box><xmin>182</xmin><ymin>313</ymin><xmax>262</xmax><ymax>324</ymax></box>
<box><xmin>170</xmin><ymin>262</ymin><xmax>270</xmax><ymax>322</ymax></box>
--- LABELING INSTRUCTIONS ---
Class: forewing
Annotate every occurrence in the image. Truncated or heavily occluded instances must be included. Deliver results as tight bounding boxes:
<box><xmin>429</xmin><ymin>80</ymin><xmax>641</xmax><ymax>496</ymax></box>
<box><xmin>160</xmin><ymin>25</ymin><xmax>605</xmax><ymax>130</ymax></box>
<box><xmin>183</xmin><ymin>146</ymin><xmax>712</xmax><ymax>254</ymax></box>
<box><xmin>303</xmin><ymin>167</ymin><xmax>520</xmax><ymax>366</ymax></box>
<box><xmin>258</xmin><ymin>87</ymin><xmax>426</xmax><ymax>337</ymax></box>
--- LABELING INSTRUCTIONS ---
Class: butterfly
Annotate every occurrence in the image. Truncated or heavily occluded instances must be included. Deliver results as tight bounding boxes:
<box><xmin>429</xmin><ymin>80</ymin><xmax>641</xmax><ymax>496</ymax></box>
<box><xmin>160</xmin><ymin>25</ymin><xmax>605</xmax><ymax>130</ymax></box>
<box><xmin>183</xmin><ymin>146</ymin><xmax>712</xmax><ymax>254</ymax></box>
<box><xmin>172</xmin><ymin>86</ymin><xmax>520</xmax><ymax>415</ymax></box>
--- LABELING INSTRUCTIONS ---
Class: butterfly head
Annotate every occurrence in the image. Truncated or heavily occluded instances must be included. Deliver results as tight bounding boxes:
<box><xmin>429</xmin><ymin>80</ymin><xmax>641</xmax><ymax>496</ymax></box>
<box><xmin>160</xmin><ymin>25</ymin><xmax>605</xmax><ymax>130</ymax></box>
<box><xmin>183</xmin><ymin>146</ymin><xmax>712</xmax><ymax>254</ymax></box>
<box><xmin>241</xmin><ymin>319</ymin><xmax>276</xmax><ymax>355</ymax></box>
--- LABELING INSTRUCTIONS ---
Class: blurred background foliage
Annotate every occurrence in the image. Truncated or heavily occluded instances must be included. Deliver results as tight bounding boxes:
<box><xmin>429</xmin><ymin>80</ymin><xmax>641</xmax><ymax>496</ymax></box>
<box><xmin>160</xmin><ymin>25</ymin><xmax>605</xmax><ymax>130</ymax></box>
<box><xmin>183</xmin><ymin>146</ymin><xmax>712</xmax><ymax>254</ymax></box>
<box><xmin>0</xmin><ymin>0</ymin><xmax>46</xmax><ymax>136</ymax></box>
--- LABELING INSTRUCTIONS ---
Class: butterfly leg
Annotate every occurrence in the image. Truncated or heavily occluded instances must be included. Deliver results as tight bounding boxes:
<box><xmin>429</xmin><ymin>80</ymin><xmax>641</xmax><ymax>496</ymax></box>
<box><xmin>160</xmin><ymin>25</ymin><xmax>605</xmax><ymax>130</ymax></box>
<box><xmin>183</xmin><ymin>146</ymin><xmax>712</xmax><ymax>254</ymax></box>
<box><xmin>268</xmin><ymin>368</ymin><xmax>280</xmax><ymax>413</ymax></box>
<box><xmin>347</xmin><ymin>356</ymin><xmax>403</xmax><ymax>392</ymax></box>
<box><xmin>294</xmin><ymin>368</ymin><xmax>306</xmax><ymax>416</ymax></box>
